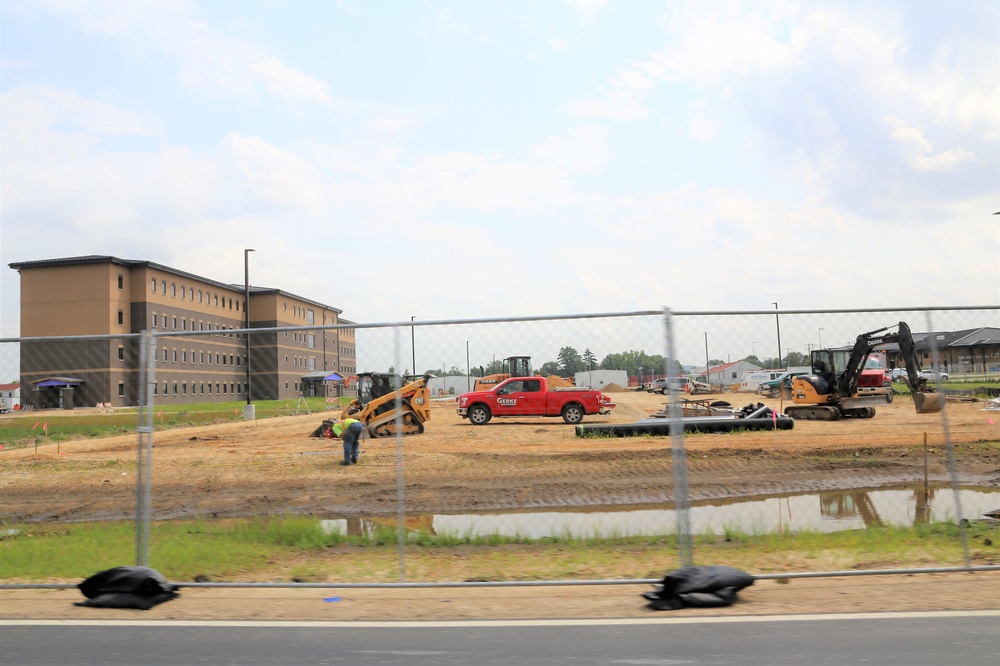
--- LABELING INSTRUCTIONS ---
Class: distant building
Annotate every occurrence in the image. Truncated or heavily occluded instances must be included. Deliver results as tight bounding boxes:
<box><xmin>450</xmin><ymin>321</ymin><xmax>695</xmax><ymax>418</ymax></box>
<box><xmin>574</xmin><ymin>369</ymin><xmax>627</xmax><ymax>389</ymax></box>
<box><xmin>0</xmin><ymin>382</ymin><xmax>20</xmax><ymax>411</ymax></box>
<box><xmin>8</xmin><ymin>256</ymin><xmax>354</xmax><ymax>409</ymax></box>
<box><xmin>692</xmin><ymin>360</ymin><xmax>763</xmax><ymax>389</ymax></box>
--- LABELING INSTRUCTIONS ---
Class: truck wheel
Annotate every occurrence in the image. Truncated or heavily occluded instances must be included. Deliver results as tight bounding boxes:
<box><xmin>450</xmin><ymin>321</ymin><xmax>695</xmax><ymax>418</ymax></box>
<box><xmin>561</xmin><ymin>403</ymin><xmax>585</xmax><ymax>424</ymax></box>
<box><xmin>468</xmin><ymin>404</ymin><xmax>491</xmax><ymax>425</ymax></box>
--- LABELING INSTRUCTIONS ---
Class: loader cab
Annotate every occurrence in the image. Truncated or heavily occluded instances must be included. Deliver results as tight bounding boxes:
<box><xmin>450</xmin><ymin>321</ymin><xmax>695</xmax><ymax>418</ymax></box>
<box><xmin>502</xmin><ymin>356</ymin><xmax>532</xmax><ymax>377</ymax></box>
<box><xmin>356</xmin><ymin>373</ymin><xmax>403</xmax><ymax>407</ymax></box>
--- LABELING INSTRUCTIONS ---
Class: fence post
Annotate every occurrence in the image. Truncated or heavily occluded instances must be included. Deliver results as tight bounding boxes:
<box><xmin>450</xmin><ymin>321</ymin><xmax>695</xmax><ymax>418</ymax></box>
<box><xmin>664</xmin><ymin>307</ymin><xmax>693</xmax><ymax>567</ymax></box>
<box><xmin>135</xmin><ymin>329</ymin><xmax>156</xmax><ymax>566</ymax></box>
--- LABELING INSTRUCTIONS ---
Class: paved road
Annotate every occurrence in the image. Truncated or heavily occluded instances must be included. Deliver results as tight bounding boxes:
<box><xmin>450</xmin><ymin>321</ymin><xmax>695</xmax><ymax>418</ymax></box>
<box><xmin>2</xmin><ymin>613</ymin><xmax>998</xmax><ymax>665</ymax></box>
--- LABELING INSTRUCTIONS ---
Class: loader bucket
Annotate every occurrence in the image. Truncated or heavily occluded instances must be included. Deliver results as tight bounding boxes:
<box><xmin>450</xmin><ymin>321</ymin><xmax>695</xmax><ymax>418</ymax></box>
<box><xmin>913</xmin><ymin>391</ymin><xmax>946</xmax><ymax>414</ymax></box>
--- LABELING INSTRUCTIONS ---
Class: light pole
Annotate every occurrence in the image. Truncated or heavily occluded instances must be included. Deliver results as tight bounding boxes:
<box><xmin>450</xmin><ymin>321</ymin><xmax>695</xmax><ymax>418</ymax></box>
<box><xmin>703</xmin><ymin>332</ymin><xmax>710</xmax><ymax>386</ymax></box>
<box><xmin>466</xmin><ymin>341</ymin><xmax>471</xmax><ymax>391</ymax></box>
<box><xmin>410</xmin><ymin>316</ymin><xmax>416</xmax><ymax>376</ymax></box>
<box><xmin>772</xmin><ymin>302</ymin><xmax>783</xmax><ymax>370</ymax></box>
<box><xmin>818</xmin><ymin>328</ymin><xmax>824</xmax><ymax>349</ymax></box>
<box><xmin>751</xmin><ymin>341</ymin><xmax>756</xmax><ymax>358</ymax></box>
<box><xmin>244</xmin><ymin>249</ymin><xmax>255</xmax><ymax>419</ymax></box>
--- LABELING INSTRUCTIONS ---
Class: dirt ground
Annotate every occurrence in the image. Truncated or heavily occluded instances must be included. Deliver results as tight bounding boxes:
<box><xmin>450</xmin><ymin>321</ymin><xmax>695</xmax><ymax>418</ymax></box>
<box><xmin>2</xmin><ymin>391</ymin><xmax>999</xmax><ymax>620</ymax></box>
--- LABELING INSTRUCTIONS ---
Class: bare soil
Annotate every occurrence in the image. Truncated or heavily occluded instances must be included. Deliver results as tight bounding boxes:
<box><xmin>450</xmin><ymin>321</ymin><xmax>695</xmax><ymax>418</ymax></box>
<box><xmin>2</xmin><ymin>391</ymin><xmax>999</xmax><ymax>620</ymax></box>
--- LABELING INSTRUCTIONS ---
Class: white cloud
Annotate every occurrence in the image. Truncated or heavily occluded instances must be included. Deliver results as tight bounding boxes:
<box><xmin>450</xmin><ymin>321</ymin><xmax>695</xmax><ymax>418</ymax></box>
<box><xmin>689</xmin><ymin>115</ymin><xmax>714</xmax><ymax>141</ymax></box>
<box><xmin>531</xmin><ymin>125</ymin><xmax>612</xmax><ymax>173</ymax></box>
<box><xmin>883</xmin><ymin>116</ymin><xmax>976</xmax><ymax>173</ymax></box>
<box><xmin>565</xmin><ymin>0</ymin><xmax>607</xmax><ymax>25</ymax></box>
<box><xmin>549</xmin><ymin>38</ymin><xmax>571</xmax><ymax>54</ymax></box>
<box><xmin>35</xmin><ymin>0</ymin><xmax>334</xmax><ymax>105</ymax></box>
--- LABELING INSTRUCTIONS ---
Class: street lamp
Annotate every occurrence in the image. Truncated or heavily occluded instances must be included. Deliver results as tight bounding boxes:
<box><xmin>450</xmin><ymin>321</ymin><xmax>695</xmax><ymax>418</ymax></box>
<box><xmin>466</xmin><ymin>341</ymin><xmax>471</xmax><ymax>391</ymax></box>
<box><xmin>751</xmin><ymin>341</ymin><xmax>756</xmax><ymax>358</ymax></box>
<box><xmin>818</xmin><ymin>328</ymin><xmax>824</xmax><ymax>349</ymax></box>
<box><xmin>772</xmin><ymin>302</ymin><xmax>783</xmax><ymax>370</ymax></box>
<box><xmin>410</xmin><ymin>316</ymin><xmax>416</xmax><ymax>376</ymax></box>
<box><xmin>244</xmin><ymin>249</ymin><xmax>255</xmax><ymax>418</ymax></box>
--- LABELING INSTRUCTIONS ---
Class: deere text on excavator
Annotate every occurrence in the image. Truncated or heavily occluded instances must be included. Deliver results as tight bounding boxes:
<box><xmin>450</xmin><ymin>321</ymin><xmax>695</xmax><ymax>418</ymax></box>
<box><xmin>340</xmin><ymin>372</ymin><xmax>433</xmax><ymax>437</ymax></box>
<box><xmin>786</xmin><ymin>321</ymin><xmax>946</xmax><ymax>421</ymax></box>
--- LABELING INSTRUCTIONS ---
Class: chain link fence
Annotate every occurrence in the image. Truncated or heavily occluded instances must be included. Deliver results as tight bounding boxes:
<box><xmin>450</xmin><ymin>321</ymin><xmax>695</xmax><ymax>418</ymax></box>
<box><xmin>2</xmin><ymin>306</ymin><xmax>998</xmax><ymax>584</ymax></box>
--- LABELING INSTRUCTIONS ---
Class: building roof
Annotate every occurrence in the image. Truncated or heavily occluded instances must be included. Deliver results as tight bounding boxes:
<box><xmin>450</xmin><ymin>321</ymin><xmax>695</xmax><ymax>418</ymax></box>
<box><xmin>0</xmin><ymin>383</ymin><xmax>20</xmax><ymax>391</ymax></box>
<box><xmin>302</xmin><ymin>371</ymin><xmax>344</xmax><ymax>382</ymax></box>
<box><xmin>31</xmin><ymin>376</ymin><xmax>85</xmax><ymax>387</ymax></box>
<box><xmin>8</xmin><ymin>255</ymin><xmax>342</xmax><ymax>314</ymax></box>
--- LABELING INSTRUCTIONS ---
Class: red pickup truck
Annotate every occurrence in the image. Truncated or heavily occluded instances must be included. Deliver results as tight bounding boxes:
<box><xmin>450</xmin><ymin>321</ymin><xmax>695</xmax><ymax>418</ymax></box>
<box><xmin>456</xmin><ymin>376</ymin><xmax>616</xmax><ymax>425</ymax></box>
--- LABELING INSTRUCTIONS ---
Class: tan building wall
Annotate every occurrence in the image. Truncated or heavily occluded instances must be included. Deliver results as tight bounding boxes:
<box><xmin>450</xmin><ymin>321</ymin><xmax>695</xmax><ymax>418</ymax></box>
<box><xmin>9</xmin><ymin>256</ymin><xmax>354</xmax><ymax>408</ymax></box>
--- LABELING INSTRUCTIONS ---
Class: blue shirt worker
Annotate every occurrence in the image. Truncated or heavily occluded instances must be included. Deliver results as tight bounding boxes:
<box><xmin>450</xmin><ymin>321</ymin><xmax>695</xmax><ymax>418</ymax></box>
<box><xmin>326</xmin><ymin>418</ymin><xmax>364</xmax><ymax>465</ymax></box>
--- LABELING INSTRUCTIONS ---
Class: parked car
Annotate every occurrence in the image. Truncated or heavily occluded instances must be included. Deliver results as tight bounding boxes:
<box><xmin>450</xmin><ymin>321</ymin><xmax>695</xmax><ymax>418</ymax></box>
<box><xmin>756</xmin><ymin>371</ymin><xmax>808</xmax><ymax>398</ymax></box>
<box><xmin>918</xmin><ymin>369</ymin><xmax>950</xmax><ymax>382</ymax></box>
<box><xmin>648</xmin><ymin>377</ymin><xmax>689</xmax><ymax>394</ymax></box>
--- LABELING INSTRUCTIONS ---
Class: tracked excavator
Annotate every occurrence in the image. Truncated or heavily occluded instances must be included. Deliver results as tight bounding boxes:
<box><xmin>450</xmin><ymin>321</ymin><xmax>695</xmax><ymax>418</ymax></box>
<box><xmin>340</xmin><ymin>372</ymin><xmax>433</xmax><ymax>437</ymax></box>
<box><xmin>786</xmin><ymin>321</ymin><xmax>946</xmax><ymax>421</ymax></box>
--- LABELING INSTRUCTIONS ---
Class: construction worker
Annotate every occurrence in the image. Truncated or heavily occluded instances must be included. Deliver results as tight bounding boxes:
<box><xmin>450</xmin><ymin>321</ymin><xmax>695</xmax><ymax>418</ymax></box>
<box><xmin>326</xmin><ymin>417</ymin><xmax>364</xmax><ymax>465</ymax></box>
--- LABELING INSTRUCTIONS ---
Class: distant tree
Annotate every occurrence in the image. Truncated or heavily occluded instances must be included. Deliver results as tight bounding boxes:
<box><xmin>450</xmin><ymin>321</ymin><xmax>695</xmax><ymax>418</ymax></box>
<box><xmin>708</xmin><ymin>358</ymin><xmax>725</xmax><ymax>366</ymax></box>
<box><xmin>557</xmin><ymin>346</ymin><xmax>583</xmax><ymax>375</ymax></box>
<box><xmin>743</xmin><ymin>355</ymin><xmax>762</xmax><ymax>366</ymax></box>
<box><xmin>539</xmin><ymin>361</ymin><xmax>561</xmax><ymax>376</ymax></box>
<box><xmin>785</xmin><ymin>351</ymin><xmax>809</xmax><ymax>367</ymax></box>
<box><xmin>582</xmin><ymin>348</ymin><xmax>597</xmax><ymax>370</ymax></box>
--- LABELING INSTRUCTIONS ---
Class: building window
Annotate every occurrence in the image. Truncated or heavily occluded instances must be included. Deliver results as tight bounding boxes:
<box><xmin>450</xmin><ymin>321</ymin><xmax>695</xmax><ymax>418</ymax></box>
<box><xmin>172</xmin><ymin>350</ymin><xmax>178</xmax><ymax>362</ymax></box>
<box><xmin>236</xmin><ymin>301</ymin><xmax>240</xmax><ymax>312</ymax></box>
<box><xmin>307</xmin><ymin>334</ymin><xmax>315</xmax><ymax>349</ymax></box>
<box><xmin>307</xmin><ymin>309</ymin><xmax>314</xmax><ymax>325</ymax></box>
<box><xmin>200</xmin><ymin>383</ymin><xmax>205</xmax><ymax>395</ymax></box>
<box><xmin>118</xmin><ymin>346</ymin><xmax>124</xmax><ymax>361</ymax></box>
<box><xmin>182</xmin><ymin>383</ymin><xmax>187</xmax><ymax>395</ymax></box>
<box><xmin>153</xmin><ymin>384</ymin><xmax>158</xmax><ymax>396</ymax></box>
<box><xmin>117</xmin><ymin>274</ymin><xmax>124</xmax><ymax>290</ymax></box>
<box><xmin>117</xmin><ymin>309</ymin><xmax>124</xmax><ymax>326</ymax></box>
<box><xmin>171</xmin><ymin>283</ymin><xmax>176</xmax><ymax>297</ymax></box>
<box><xmin>228</xmin><ymin>298</ymin><xmax>233</xmax><ymax>310</ymax></box>
<box><xmin>173</xmin><ymin>383</ymin><xmax>178</xmax><ymax>395</ymax></box>
<box><xmin>182</xmin><ymin>319</ymin><xmax>187</xmax><ymax>331</ymax></box>
<box><xmin>198</xmin><ymin>290</ymin><xmax>203</xmax><ymax>303</ymax></box>
<box><xmin>152</xmin><ymin>278</ymin><xmax>157</xmax><ymax>293</ymax></box>
<box><xmin>214</xmin><ymin>295</ymin><xmax>219</xmax><ymax>307</ymax></box>
<box><xmin>208</xmin><ymin>383</ymin><xmax>212</xmax><ymax>395</ymax></box>
<box><xmin>200</xmin><ymin>352</ymin><xmax>204</xmax><ymax>364</ymax></box>
<box><xmin>181</xmin><ymin>286</ymin><xmax>186</xmax><ymax>300</ymax></box>
<box><xmin>222</xmin><ymin>383</ymin><xmax>227</xmax><ymax>394</ymax></box>
<box><xmin>172</xmin><ymin>317</ymin><xmax>177</xmax><ymax>330</ymax></box>
<box><xmin>163</xmin><ymin>349</ymin><xmax>168</xmax><ymax>362</ymax></box>
<box><xmin>182</xmin><ymin>351</ymin><xmax>188</xmax><ymax>363</ymax></box>
<box><xmin>118</xmin><ymin>382</ymin><xmax>125</xmax><ymax>397</ymax></box>
<box><xmin>151</xmin><ymin>314</ymin><xmax>157</xmax><ymax>328</ymax></box>
<box><xmin>161</xmin><ymin>280</ymin><xmax>166</xmax><ymax>294</ymax></box>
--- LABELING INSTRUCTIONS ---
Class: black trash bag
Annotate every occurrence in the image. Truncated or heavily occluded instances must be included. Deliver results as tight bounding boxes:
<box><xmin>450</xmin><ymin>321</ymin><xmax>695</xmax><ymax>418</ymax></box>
<box><xmin>75</xmin><ymin>566</ymin><xmax>180</xmax><ymax>610</ymax></box>
<box><xmin>642</xmin><ymin>565</ymin><xmax>754</xmax><ymax>611</ymax></box>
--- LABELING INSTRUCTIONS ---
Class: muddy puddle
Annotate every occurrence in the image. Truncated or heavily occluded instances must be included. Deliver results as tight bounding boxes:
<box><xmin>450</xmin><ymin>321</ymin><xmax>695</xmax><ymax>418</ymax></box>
<box><xmin>321</xmin><ymin>485</ymin><xmax>1000</xmax><ymax>539</ymax></box>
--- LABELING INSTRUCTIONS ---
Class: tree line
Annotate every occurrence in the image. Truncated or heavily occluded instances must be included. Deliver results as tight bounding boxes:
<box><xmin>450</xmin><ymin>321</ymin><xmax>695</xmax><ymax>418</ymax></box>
<box><xmin>397</xmin><ymin>347</ymin><xmax>812</xmax><ymax>378</ymax></box>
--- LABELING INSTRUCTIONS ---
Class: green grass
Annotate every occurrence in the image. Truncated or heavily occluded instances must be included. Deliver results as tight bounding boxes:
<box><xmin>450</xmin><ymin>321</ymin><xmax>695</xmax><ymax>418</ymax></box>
<box><xmin>1</xmin><ymin>515</ymin><xmax>995</xmax><ymax>583</ymax></box>
<box><xmin>0</xmin><ymin>397</ymin><xmax>352</xmax><ymax>448</ymax></box>
<box><xmin>892</xmin><ymin>380</ymin><xmax>1000</xmax><ymax>396</ymax></box>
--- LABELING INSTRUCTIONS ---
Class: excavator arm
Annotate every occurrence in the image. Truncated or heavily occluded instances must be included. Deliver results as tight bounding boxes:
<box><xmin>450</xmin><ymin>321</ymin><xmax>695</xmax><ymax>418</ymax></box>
<box><xmin>838</xmin><ymin>322</ymin><xmax>944</xmax><ymax>414</ymax></box>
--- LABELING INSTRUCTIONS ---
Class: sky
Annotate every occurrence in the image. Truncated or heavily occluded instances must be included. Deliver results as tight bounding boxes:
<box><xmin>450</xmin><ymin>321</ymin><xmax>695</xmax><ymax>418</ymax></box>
<box><xmin>1</xmin><ymin>1</ymin><xmax>998</xmax><ymax>369</ymax></box>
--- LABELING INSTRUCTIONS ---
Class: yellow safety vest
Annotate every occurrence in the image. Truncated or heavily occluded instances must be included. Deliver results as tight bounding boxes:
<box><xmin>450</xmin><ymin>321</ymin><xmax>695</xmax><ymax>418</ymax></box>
<box><xmin>330</xmin><ymin>418</ymin><xmax>361</xmax><ymax>437</ymax></box>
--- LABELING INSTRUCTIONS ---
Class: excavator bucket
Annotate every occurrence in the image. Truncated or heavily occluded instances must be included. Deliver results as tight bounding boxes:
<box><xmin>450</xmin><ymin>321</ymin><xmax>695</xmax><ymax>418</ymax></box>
<box><xmin>913</xmin><ymin>391</ymin><xmax>946</xmax><ymax>414</ymax></box>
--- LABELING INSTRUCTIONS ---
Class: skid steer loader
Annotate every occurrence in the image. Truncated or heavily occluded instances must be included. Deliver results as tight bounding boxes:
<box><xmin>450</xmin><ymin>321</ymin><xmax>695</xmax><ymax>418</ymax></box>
<box><xmin>340</xmin><ymin>372</ymin><xmax>433</xmax><ymax>437</ymax></box>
